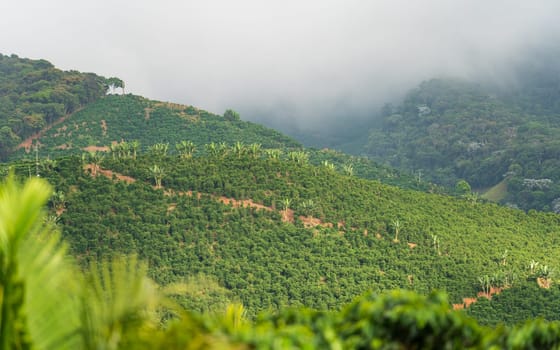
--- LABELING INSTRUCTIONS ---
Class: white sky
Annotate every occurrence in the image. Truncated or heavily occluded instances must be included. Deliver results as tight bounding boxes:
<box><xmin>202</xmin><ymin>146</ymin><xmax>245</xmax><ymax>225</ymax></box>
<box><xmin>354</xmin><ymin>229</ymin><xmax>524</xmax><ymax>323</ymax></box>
<box><xmin>1</xmin><ymin>0</ymin><xmax>559</xmax><ymax>131</ymax></box>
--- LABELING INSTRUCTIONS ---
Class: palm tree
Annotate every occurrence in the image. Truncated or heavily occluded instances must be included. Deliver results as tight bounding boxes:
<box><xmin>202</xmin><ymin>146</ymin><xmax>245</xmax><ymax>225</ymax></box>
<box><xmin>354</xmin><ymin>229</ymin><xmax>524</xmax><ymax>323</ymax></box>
<box><xmin>478</xmin><ymin>275</ymin><xmax>491</xmax><ymax>296</ymax></box>
<box><xmin>299</xmin><ymin>199</ymin><xmax>315</xmax><ymax>216</ymax></box>
<box><xmin>206</xmin><ymin>142</ymin><xmax>219</xmax><ymax>157</ymax></box>
<box><xmin>109</xmin><ymin>143</ymin><xmax>119</xmax><ymax>160</ymax></box>
<box><xmin>529</xmin><ymin>260</ymin><xmax>540</xmax><ymax>275</ymax></box>
<box><xmin>322</xmin><ymin>160</ymin><xmax>336</xmax><ymax>171</ymax></box>
<box><xmin>342</xmin><ymin>164</ymin><xmax>354</xmax><ymax>176</ymax></box>
<box><xmin>466</xmin><ymin>192</ymin><xmax>479</xmax><ymax>204</ymax></box>
<box><xmin>431</xmin><ymin>234</ymin><xmax>441</xmax><ymax>255</ymax></box>
<box><xmin>41</xmin><ymin>157</ymin><xmax>57</xmax><ymax>172</ymax></box>
<box><xmin>0</xmin><ymin>175</ymin><xmax>186</xmax><ymax>350</ymax></box>
<box><xmin>130</xmin><ymin>140</ymin><xmax>140</xmax><ymax>159</ymax></box>
<box><xmin>264</xmin><ymin>149</ymin><xmax>282</xmax><ymax>160</ymax></box>
<box><xmin>0</xmin><ymin>174</ymin><xmax>81</xmax><ymax>349</ymax></box>
<box><xmin>149</xmin><ymin>143</ymin><xmax>169</xmax><ymax>157</ymax></box>
<box><xmin>51</xmin><ymin>190</ymin><xmax>66</xmax><ymax>214</ymax></box>
<box><xmin>176</xmin><ymin>140</ymin><xmax>196</xmax><ymax>159</ymax></box>
<box><xmin>288</xmin><ymin>151</ymin><xmax>309</xmax><ymax>165</ymax></box>
<box><xmin>217</xmin><ymin>142</ymin><xmax>229</xmax><ymax>157</ymax></box>
<box><xmin>119</xmin><ymin>140</ymin><xmax>131</xmax><ymax>158</ymax></box>
<box><xmin>281</xmin><ymin>198</ymin><xmax>292</xmax><ymax>221</ymax></box>
<box><xmin>232</xmin><ymin>141</ymin><xmax>245</xmax><ymax>158</ymax></box>
<box><xmin>150</xmin><ymin>164</ymin><xmax>165</xmax><ymax>188</ymax></box>
<box><xmin>248</xmin><ymin>143</ymin><xmax>262</xmax><ymax>159</ymax></box>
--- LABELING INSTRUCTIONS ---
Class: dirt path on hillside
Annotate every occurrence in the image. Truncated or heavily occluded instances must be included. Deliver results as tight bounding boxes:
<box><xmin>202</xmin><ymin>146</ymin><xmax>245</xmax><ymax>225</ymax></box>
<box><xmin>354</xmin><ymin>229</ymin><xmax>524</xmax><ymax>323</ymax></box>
<box><xmin>17</xmin><ymin>108</ymin><xmax>83</xmax><ymax>152</ymax></box>
<box><xmin>84</xmin><ymin>164</ymin><xmax>136</xmax><ymax>183</ymax></box>
<box><xmin>85</xmin><ymin>165</ymin><xmax>342</xmax><ymax>227</ymax></box>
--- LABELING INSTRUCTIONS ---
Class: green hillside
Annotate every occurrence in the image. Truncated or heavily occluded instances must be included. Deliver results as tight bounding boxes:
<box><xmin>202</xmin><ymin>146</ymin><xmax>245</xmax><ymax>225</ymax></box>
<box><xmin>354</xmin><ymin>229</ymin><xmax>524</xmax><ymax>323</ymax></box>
<box><xmin>0</xmin><ymin>53</ymin><xmax>113</xmax><ymax>159</ymax></box>
<box><xmin>10</xmin><ymin>92</ymin><xmax>435</xmax><ymax>192</ymax></box>
<box><xmin>4</xmin><ymin>173</ymin><xmax>560</xmax><ymax>349</ymax></box>
<box><xmin>365</xmin><ymin>78</ymin><xmax>560</xmax><ymax>212</ymax></box>
<box><xmin>12</xmin><ymin>94</ymin><xmax>300</xmax><ymax>159</ymax></box>
<box><xmin>7</xmin><ymin>146</ymin><xmax>559</xmax><ymax>323</ymax></box>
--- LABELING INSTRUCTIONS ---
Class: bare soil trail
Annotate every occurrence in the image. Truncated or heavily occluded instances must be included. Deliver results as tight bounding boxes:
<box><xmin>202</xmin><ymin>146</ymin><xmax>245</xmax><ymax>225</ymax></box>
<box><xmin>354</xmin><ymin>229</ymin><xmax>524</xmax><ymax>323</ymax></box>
<box><xmin>17</xmin><ymin>108</ymin><xmax>83</xmax><ymax>152</ymax></box>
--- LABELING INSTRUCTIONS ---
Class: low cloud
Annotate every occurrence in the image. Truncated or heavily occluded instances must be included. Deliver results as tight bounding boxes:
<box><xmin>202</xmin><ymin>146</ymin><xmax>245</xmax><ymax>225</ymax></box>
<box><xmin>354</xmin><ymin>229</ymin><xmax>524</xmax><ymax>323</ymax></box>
<box><xmin>2</xmin><ymin>0</ymin><xmax>560</xmax><ymax>134</ymax></box>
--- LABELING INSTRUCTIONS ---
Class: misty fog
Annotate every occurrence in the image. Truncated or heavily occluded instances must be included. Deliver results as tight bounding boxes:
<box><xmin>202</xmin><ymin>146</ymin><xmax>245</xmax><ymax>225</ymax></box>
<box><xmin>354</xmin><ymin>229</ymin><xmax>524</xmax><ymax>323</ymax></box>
<box><xmin>2</xmin><ymin>0</ymin><xmax>560</xmax><ymax>140</ymax></box>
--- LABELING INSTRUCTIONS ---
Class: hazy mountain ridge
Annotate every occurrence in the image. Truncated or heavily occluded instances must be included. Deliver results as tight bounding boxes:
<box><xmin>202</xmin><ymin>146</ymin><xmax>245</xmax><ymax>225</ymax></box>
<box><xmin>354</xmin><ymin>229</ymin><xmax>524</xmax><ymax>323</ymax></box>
<box><xmin>365</xmin><ymin>77</ymin><xmax>560</xmax><ymax>212</ymax></box>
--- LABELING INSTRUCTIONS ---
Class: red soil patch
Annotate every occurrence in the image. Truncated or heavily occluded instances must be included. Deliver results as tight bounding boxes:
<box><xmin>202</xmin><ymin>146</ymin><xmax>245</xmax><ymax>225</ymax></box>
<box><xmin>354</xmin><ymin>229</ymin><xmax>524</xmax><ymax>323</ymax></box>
<box><xmin>299</xmin><ymin>216</ymin><xmax>333</xmax><ymax>228</ymax></box>
<box><xmin>55</xmin><ymin>144</ymin><xmax>70</xmax><ymax>150</ymax></box>
<box><xmin>282</xmin><ymin>208</ymin><xmax>295</xmax><ymax>223</ymax></box>
<box><xmin>477</xmin><ymin>286</ymin><xmax>503</xmax><ymax>300</ymax></box>
<box><xmin>218</xmin><ymin>196</ymin><xmax>273</xmax><ymax>212</ymax></box>
<box><xmin>300</xmin><ymin>216</ymin><xmax>322</xmax><ymax>228</ymax></box>
<box><xmin>83</xmin><ymin>145</ymin><xmax>109</xmax><ymax>152</ymax></box>
<box><xmin>407</xmin><ymin>242</ymin><xmax>417</xmax><ymax>249</ymax></box>
<box><xmin>83</xmin><ymin>164</ymin><xmax>136</xmax><ymax>183</ymax></box>
<box><xmin>453</xmin><ymin>297</ymin><xmax>478</xmax><ymax>310</ymax></box>
<box><xmin>455</xmin><ymin>287</ymin><xmax>504</xmax><ymax>310</ymax></box>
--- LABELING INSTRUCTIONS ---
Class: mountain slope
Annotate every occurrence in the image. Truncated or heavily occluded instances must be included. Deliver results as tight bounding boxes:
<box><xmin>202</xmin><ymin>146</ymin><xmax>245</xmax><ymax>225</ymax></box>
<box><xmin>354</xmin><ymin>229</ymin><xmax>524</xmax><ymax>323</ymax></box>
<box><xmin>11</xmin><ymin>91</ymin><xmax>433</xmax><ymax>193</ymax></box>
<box><xmin>0</xmin><ymin>53</ymin><xmax>113</xmax><ymax>159</ymax></box>
<box><xmin>12</xmin><ymin>94</ymin><xmax>300</xmax><ymax>158</ymax></box>
<box><xmin>366</xmin><ymin>78</ymin><xmax>560</xmax><ymax>212</ymax></box>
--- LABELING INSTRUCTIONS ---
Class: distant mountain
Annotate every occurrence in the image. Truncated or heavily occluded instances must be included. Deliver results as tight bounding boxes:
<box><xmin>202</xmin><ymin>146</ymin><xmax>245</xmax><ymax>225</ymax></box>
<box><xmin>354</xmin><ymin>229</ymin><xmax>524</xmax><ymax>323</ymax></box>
<box><xmin>365</xmin><ymin>77</ymin><xmax>560</xmax><ymax>212</ymax></box>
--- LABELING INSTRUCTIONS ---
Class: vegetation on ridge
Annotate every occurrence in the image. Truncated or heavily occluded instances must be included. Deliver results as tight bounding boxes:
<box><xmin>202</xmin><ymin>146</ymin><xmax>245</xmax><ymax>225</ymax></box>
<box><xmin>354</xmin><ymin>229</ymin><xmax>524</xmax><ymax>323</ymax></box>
<box><xmin>0</xmin><ymin>53</ymin><xmax>114</xmax><ymax>159</ymax></box>
<box><xmin>366</xmin><ymin>78</ymin><xmax>560</xmax><ymax>212</ymax></box>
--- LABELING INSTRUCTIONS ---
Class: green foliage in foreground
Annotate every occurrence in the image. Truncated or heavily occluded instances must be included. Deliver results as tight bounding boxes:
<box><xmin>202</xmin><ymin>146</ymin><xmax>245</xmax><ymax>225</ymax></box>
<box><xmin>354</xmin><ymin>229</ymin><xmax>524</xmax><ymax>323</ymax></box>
<box><xmin>3</xmin><ymin>175</ymin><xmax>560</xmax><ymax>349</ymax></box>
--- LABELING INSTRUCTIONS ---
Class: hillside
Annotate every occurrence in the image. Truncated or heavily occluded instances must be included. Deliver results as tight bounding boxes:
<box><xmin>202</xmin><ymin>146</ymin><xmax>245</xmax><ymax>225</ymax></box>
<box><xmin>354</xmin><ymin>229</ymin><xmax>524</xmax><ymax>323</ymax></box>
<box><xmin>0</xmin><ymin>53</ymin><xmax>113</xmax><ymax>159</ymax></box>
<box><xmin>8</xmin><ymin>85</ymin><xmax>433</xmax><ymax>192</ymax></box>
<box><xmin>7</xmin><ymin>147</ymin><xmax>560</xmax><ymax>323</ymax></box>
<box><xmin>4</xmin><ymin>176</ymin><xmax>560</xmax><ymax>349</ymax></box>
<box><xmin>365</xmin><ymin>78</ymin><xmax>560</xmax><ymax>212</ymax></box>
<box><xmin>11</xmin><ymin>94</ymin><xmax>300</xmax><ymax>158</ymax></box>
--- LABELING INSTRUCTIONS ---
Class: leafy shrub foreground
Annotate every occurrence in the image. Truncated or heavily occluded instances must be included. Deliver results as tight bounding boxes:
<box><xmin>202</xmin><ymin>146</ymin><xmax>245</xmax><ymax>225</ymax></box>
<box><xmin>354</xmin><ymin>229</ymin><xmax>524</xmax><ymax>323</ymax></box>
<box><xmin>2</xmin><ymin>176</ymin><xmax>560</xmax><ymax>349</ymax></box>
